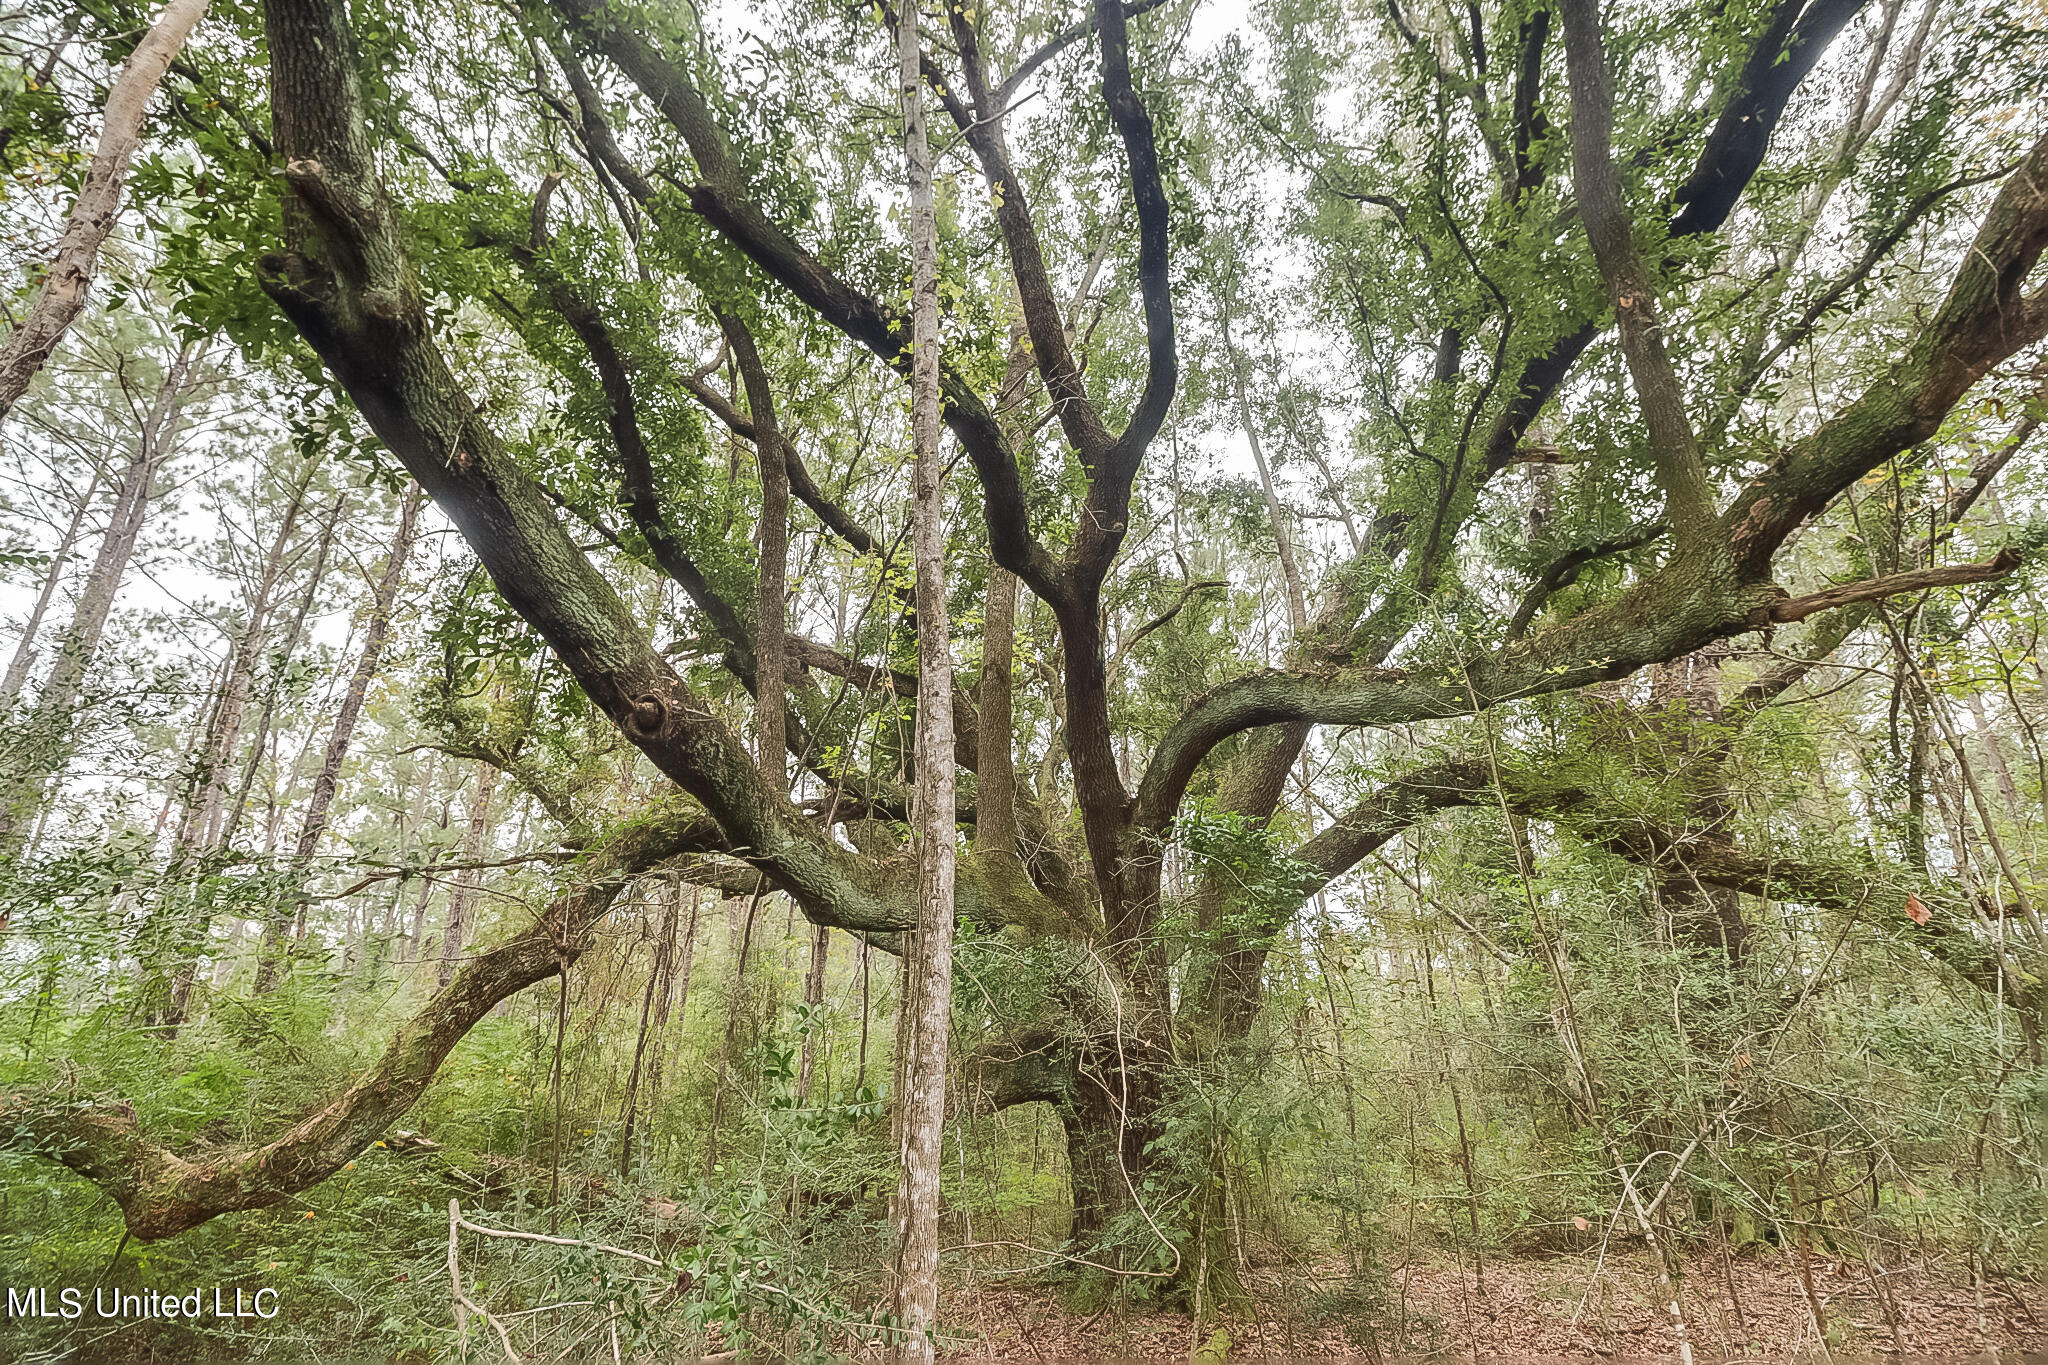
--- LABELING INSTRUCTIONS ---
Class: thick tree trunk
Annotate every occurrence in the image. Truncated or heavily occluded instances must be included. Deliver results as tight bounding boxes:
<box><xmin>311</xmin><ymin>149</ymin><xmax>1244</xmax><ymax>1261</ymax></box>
<box><xmin>988</xmin><ymin>1032</ymin><xmax>1161</xmax><ymax>1247</ymax></box>
<box><xmin>726</xmin><ymin>314</ymin><xmax>787</xmax><ymax>788</ymax></box>
<box><xmin>1061</xmin><ymin>1052</ymin><xmax>1163</xmax><ymax>1245</ymax></box>
<box><xmin>891</xmin><ymin>6</ymin><xmax>956</xmax><ymax>1357</ymax></box>
<box><xmin>1648</xmin><ymin>655</ymin><xmax>1751</xmax><ymax>962</ymax></box>
<box><xmin>0</xmin><ymin>0</ymin><xmax>210</xmax><ymax>418</ymax></box>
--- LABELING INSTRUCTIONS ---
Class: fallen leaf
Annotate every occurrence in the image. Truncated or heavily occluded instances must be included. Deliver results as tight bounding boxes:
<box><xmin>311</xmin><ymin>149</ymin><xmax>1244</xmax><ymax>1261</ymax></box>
<box><xmin>1906</xmin><ymin>894</ymin><xmax>1930</xmax><ymax>925</ymax></box>
<box><xmin>1574</xmin><ymin>1216</ymin><xmax>1591</xmax><ymax>1231</ymax></box>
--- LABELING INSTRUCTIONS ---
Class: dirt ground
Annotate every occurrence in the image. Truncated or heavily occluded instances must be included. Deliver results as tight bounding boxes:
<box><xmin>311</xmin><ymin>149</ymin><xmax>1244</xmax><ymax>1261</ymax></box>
<box><xmin>934</xmin><ymin>1250</ymin><xmax>2044</xmax><ymax>1363</ymax></box>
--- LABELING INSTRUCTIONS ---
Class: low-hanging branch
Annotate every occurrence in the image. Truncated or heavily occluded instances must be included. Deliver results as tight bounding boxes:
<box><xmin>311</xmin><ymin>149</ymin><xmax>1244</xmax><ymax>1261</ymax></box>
<box><xmin>1286</xmin><ymin>755</ymin><xmax>2031</xmax><ymax>1016</ymax></box>
<box><xmin>0</xmin><ymin>803</ymin><xmax>717</xmax><ymax>1240</ymax></box>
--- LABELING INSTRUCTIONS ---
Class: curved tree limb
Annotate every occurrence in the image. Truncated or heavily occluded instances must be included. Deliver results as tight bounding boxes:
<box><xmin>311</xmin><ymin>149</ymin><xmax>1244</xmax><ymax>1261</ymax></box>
<box><xmin>1507</xmin><ymin>519</ymin><xmax>1667</xmax><ymax>639</ymax></box>
<box><xmin>1769</xmin><ymin>548</ymin><xmax>2025</xmax><ymax>624</ymax></box>
<box><xmin>258</xmin><ymin>0</ymin><xmax>911</xmax><ymax>934</ymax></box>
<box><xmin>0</xmin><ymin>803</ymin><xmax>718</xmax><ymax>1240</ymax></box>
<box><xmin>545</xmin><ymin>0</ymin><xmax>1062</xmax><ymax>601</ymax></box>
<box><xmin>1138</xmin><ymin>128</ymin><xmax>2048</xmax><ymax>837</ymax></box>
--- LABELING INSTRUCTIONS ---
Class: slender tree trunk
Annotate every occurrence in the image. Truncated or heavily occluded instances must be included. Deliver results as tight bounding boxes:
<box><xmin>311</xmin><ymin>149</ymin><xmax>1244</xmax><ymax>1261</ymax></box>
<box><xmin>1907</xmin><ymin>668</ymin><xmax>1931</xmax><ymax>875</ymax></box>
<box><xmin>796</xmin><ymin>920</ymin><xmax>830</xmax><ymax>1105</ymax></box>
<box><xmin>616</xmin><ymin>884</ymin><xmax>669</xmax><ymax>1175</ymax></box>
<box><xmin>0</xmin><ymin>344</ymin><xmax>197</xmax><ymax>847</ymax></box>
<box><xmin>725</xmin><ymin>316</ymin><xmax>787</xmax><ymax>788</ymax></box>
<box><xmin>704</xmin><ymin>891</ymin><xmax>759</xmax><ymax>1175</ymax></box>
<box><xmin>1966</xmin><ymin>691</ymin><xmax>2025</xmax><ymax>818</ymax></box>
<box><xmin>978</xmin><ymin>571</ymin><xmax>1019</xmax><ymax>857</ymax></box>
<box><xmin>437</xmin><ymin>762</ymin><xmax>499</xmax><ymax>989</ymax></box>
<box><xmin>1</xmin><ymin>464</ymin><xmax>104</xmax><ymax>710</ymax></box>
<box><xmin>192</xmin><ymin>468</ymin><xmax>313</xmax><ymax>855</ymax></box>
<box><xmin>977</xmin><ymin>307</ymin><xmax>1029</xmax><ymax>863</ymax></box>
<box><xmin>858</xmin><ymin>937</ymin><xmax>872</xmax><ymax>1093</ymax></box>
<box><xmin>0</xmin><ymin>0</ymin><xmax>211</xmax><ymax>418</ymax></box>
<box><xmin>645</xmin><ymin>884</ymin><xmax>700</xmax><ymax>1161</ymax></box>
<box><xmin>891</xmin><ymin>8</ymin><xmax>957</xmax><ymax>1356</ymax></box>
<box><xmin>1220</xmin><ymin>297</ymin><xmax>1307</xmax><ymax>636</ymax></box>
<box><xmin>221</xmin><ymin>489</ymin><xmax>346</xmax><ymax>850</ymax></box>
<box><xmin>407</xmin><ymin>754</ymin><xmax>446</xmax><ymax>952</ymax></box>
<box><xmin>256</xmin><ymin>483</ymin><xmax>425</xmax><ymax>989</ymax></box>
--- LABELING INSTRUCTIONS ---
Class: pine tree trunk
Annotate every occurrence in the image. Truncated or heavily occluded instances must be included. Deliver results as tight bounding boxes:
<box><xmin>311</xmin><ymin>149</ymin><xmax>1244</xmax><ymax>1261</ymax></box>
<box><xmin>891</xmin><ymin>6</ymin><xmax>957</xmax><ymax>1355</ymax></box>
<box><xmin>192</xmin><ymin>471</ymin><xmax>312</xmax><ymax>855</ymax></box>
<box><xmin>257</xmin><ymin>483</ymin><xmax>425</xmax><ymax>990</ymax></box>
<box><xmin>0</xmin><ymin>344</ymin><xmax>198</xmax><ymax>847</ymax></box>
<box><xmin>1</xmin><ymin>464</ymin><xmax>104</xmax><ymax>710</ymax></box>
<box><xmin>221</xmin><ymin>489</ymin><xmax>346</xmax><ymax>850</ymax></box>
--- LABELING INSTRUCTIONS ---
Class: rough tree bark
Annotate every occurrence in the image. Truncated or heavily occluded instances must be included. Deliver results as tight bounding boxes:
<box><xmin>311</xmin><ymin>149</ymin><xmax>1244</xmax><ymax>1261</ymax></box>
<box><xmin>14</xmin><ymin>0</ymin><xmax>2043</xmax><ymax>1260</ymax></box>
<box><xmin>733</xmin><ymin>313</ymin><xmax>789</xmax><ymax>786</ymax></box>
<box><xmin>890</xmin><ymin>0</ymin><xmax>957</xmax><ymax>1354</ymax></box>
<box><xmin>0</xmin><ymin>0</ymin><xmax>210</xmax><ymax>418</ymax></box>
